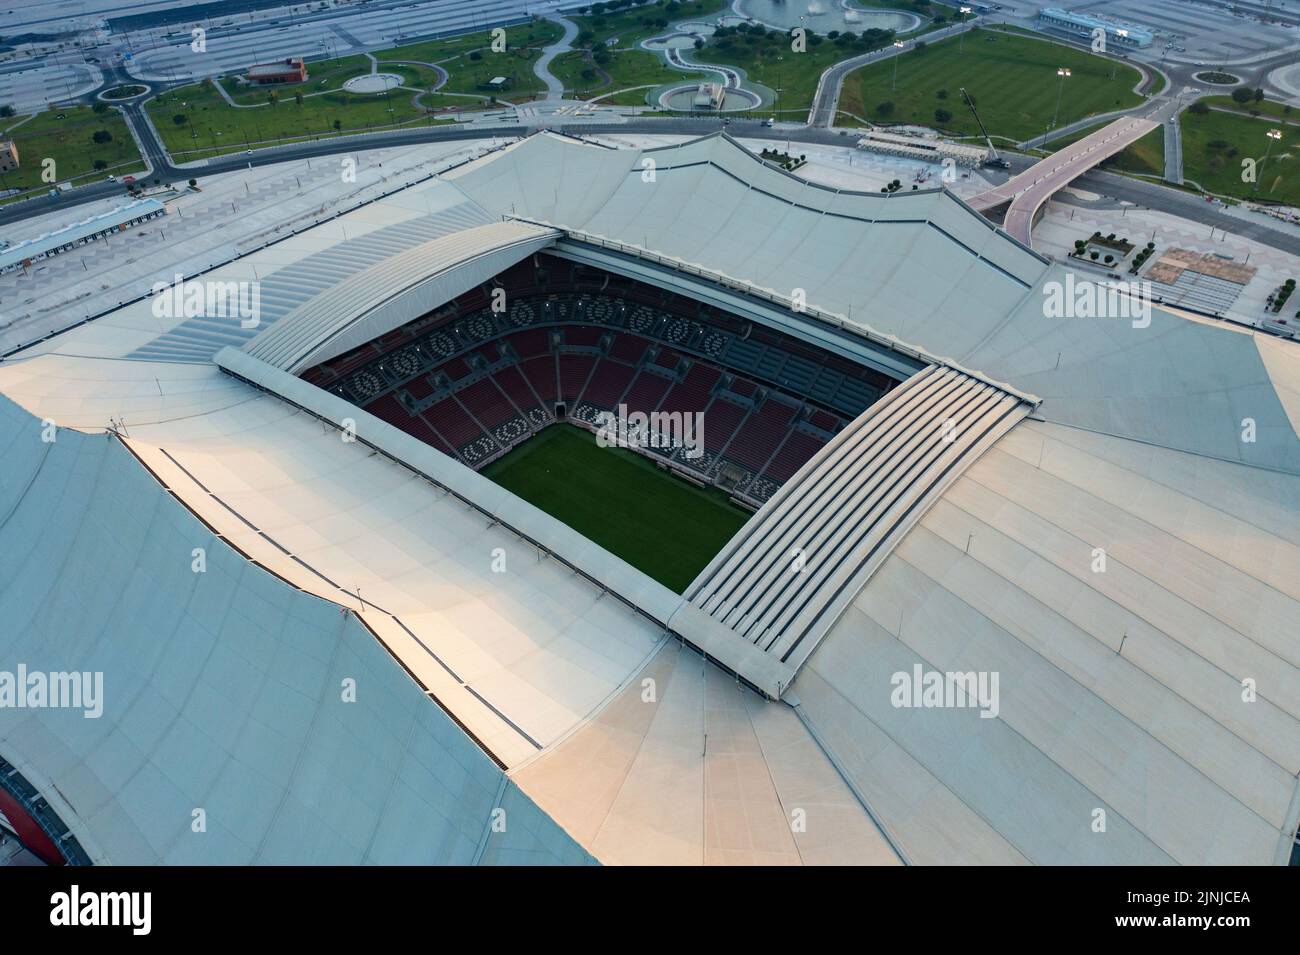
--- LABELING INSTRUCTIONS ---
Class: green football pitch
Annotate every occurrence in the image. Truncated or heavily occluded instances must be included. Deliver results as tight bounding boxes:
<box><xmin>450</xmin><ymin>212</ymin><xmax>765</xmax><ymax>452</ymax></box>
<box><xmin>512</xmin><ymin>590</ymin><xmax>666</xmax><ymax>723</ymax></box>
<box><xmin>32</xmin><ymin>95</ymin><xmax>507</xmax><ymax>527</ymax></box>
<box><xmin>480</xmin><ymin>425</ymin><xmax>751</xmax><ymax>593</ymax></box>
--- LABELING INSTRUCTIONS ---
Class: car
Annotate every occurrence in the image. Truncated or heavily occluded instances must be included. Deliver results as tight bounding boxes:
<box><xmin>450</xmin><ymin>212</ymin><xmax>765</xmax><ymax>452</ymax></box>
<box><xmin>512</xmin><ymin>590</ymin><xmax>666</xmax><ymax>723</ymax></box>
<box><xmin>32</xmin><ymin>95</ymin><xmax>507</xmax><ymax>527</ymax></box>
<box><xmin>763</xmin><ymin>118</ymin><xmax>775</xmax><ymax>127</ymax></box>
<box><xmin>246</xmin><ymin>149</ymin><xmax>253</xmax><ymax>155</ymax></box>
<box><xmin>106</xmin><ymin>175</ymin><xmax>116</xmax><ymax>182</ymax></box>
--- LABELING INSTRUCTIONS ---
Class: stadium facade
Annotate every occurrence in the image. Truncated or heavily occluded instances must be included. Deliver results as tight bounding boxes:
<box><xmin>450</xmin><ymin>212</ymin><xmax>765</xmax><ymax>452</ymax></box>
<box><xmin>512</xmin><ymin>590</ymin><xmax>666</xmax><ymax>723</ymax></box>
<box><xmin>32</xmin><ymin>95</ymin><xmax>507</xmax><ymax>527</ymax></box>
<box><xmin>1</xmin><ymin>133</ymin><xmax>1298</xmax><ymax>865</ymax></box>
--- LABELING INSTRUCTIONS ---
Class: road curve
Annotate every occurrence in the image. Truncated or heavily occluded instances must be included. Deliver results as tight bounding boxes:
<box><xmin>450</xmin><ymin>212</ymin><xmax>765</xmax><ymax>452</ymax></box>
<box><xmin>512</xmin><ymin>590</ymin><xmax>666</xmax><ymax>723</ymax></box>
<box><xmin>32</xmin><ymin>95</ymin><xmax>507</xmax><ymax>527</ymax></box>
<box><xmin>533</xmin><ymin>14</ymin><xmax>578</xmax><ymax>101</ymax></box>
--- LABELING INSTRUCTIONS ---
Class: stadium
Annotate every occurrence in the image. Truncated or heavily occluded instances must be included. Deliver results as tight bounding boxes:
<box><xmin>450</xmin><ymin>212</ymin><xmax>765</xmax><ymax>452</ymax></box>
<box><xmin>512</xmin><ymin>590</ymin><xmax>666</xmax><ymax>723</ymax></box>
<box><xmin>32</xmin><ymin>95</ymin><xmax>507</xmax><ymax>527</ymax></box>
<box><xmin>1</xmin><ymin>131</ymin><xmax>1299</xmax><ymax>866</ymax></box>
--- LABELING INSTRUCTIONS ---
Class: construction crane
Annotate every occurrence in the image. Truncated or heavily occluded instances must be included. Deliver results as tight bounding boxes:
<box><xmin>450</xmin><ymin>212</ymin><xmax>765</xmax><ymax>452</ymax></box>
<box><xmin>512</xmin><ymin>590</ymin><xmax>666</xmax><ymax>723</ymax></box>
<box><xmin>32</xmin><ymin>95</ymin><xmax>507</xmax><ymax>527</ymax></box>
<box><xmin>959</xmin><ymin>87</ymin><xmax>1010</xmax><ymax>168</ymax></box>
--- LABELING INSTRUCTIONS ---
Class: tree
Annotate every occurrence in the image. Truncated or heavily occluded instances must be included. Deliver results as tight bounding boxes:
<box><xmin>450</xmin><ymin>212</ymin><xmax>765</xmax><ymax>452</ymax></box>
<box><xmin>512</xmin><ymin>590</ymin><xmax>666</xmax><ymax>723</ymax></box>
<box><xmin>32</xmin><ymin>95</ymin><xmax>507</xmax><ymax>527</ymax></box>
<box><xmin>92</xmin><ymin>102</ymin><xmax>109</xmax><ymax>114</ymax></box>
<box><xmin>1254</xmin><ymin>87</ymin><xmax>1264</xmax><ymax>102</ymax></box>
<box><xmin>934</xmin><ymin>108</ymin><xmax>952</xmax><ymax>124</ymax></box>
<box><xmin>0</xmin><ymin>104</ymin><xmax>13</xmax><ymax>118</ymax></box>
<box><xmin>295</xmin><ymin>92</ymin><xmax>304</xmax><ymax>105</ymax></box>
<box><xmin>333</xmin><ymin>119</ymin><xmax>342</xmax><ymax>133</ymax></box>
<box><xmin>1231</xmin><ymin>87</ymin><xmax>1253</xmax><ymax>105</ymax></box>
<box><xmin>875</xmin><ymin>101</ymin><xmax>895</xmax><ymax>117</ymax></box>
<box><xmin>935</xmin><ymin>89</ymin><xmax>948</xmax><ymax>100</ymax></box>
<box><xmin>92</xmin><ymin>129</ymin><xmax>113</xmax><ymax>144</ymax></box>
<box><xmin>173</xmin><ymin>114</ymin><xmax>188</xmax><ymax>125</ymax></box>
<box><xmin>93</xmin><ymin>159</ymin><xmax>108</xmax><ymax>170</ymax></box>
<box><xmin>188</xmin><ymin>178</ymin><xmax>198</xmax><ymax>187</ymax></box>
<box><xmin>267</xmin><ymin>91</ymin><xmax>279</xmax><ymax>106</ymax></box>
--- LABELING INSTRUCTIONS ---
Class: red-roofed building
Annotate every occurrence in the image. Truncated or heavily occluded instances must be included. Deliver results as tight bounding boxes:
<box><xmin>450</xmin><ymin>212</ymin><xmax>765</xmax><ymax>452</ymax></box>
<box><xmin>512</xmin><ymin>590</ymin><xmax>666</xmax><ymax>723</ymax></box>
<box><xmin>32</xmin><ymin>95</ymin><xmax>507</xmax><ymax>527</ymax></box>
<box><xmin>247</xmin><ymin>57</ymin><xmax>307</xmax><ymax>85</ymax></box>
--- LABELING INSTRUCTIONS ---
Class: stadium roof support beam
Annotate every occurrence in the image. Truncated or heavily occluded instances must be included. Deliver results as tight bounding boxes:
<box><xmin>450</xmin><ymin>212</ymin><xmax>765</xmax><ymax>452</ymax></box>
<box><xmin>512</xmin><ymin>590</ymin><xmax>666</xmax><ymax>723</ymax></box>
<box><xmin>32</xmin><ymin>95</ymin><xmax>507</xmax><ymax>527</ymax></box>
<box><xmin>243</xmin><ymin>220</ymin><xmax>561</xmax><ymax>373</ymax></box>
<box><xmin>687</xmin><ymin>364</ymin><xmax>1034</xmax><ymax>679</ymax></box>
<box><xmin>213</xmin><ymin>347</ymin><xmax>798</xmax><ymax>699</ymax></box>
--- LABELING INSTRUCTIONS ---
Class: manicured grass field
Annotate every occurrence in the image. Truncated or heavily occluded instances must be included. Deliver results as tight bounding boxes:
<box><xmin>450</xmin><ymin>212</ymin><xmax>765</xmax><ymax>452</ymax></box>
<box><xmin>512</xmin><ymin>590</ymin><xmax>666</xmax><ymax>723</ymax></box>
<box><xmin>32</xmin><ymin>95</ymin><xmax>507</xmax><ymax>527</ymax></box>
<box><xmin>146</xmin><ymin>73</ymin><xmax>451</xmax><ymax>161</ymax></box>
<box><xmin>480</xmin><ymin>424</ymin><xmax>750</xmax><ymax>593</ymax></box>
<box><xmin>1200</xmin><ymin>95</ymin><xmax>1298</xmax><ymax>123</ymax></box>
<box><xmin>838</xmin><ymin>28</ymin><xmax>1144</xmax><ymax>142</ymax></box>
<box><xmin>551</xmin><ymin>47</ymin><xmax>686</xmax><ymax>103</ymax></box>
<box><xmin>0</xmin><ymin>106</ymin><xmax>145</xmax><ymax>203</ymax></box>
<box><xmin>1180</xmin><ymin>101</ymin><xmax>1300</xmax><ymax>205</ymax></box>
<box><xmin>145</xmin><ymin>23</ymin><xmax>559</xmax><ymax>160</ymax></box>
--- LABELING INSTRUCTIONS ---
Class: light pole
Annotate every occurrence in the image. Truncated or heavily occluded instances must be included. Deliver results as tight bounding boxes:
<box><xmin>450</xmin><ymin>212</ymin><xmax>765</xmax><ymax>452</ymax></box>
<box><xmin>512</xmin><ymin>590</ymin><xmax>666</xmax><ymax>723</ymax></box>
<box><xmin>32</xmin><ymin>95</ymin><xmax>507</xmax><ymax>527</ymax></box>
<box><xmin>1052</xmin><ymin>67</ymin><xmax>1071</xmax><ymax>130</ymax></box>
<box><xmin>1112</xmin><ymin>30</ymin><xmax>1127</xmax><ymax>78</ymax></box>
<box><xmin>891</xmin><ymin>41</ymin><xmax>905</xmax><ymax>92</ymax></box>
<box><xmin>1256</xmin><ymin>128</ymin><xmax>1282</xmax><ymax>194</ymax></box>
<box><xmin>774</xmin><ymin>54</ymin><xmax>782</xmax><ymax>122</ymax></box>
<box><xmin>959</xmin><ymin>7</ymin><xmax>971</xmax><ymax>53</ymax></box>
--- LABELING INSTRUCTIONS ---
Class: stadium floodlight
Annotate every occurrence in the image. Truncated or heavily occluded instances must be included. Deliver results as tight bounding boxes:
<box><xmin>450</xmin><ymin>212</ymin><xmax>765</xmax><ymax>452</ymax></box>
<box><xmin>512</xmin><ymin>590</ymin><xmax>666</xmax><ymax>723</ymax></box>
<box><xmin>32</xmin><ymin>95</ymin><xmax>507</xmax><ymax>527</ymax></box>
<box><xmin>959</xmin><ymin>8</ymin><xmax>973</xmax><ymax>52</ymax></box>
<box><xmin>1052</xmin><ymin>68</ymin><xmax>1072</xmax><ymax>131</ymax></box>
<box><xmin>892</xmin><ymin>41</ymin><xmax>906</xmax><ymax>91</ymax></box>
<box><xmin>1257</xmin><ymin>128</ymin><xmax>1284</xmax><ymax>192</ymax></box>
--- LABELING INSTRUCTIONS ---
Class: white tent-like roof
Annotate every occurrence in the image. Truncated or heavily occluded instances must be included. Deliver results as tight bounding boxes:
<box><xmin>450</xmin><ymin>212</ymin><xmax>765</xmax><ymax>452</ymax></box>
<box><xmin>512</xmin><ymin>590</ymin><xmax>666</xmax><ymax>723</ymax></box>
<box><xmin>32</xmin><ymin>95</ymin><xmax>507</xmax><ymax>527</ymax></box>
<box><xmin>1</xmin><ymin>132</ymin><xmax>1296</xmax><ymax>865</ymax></box>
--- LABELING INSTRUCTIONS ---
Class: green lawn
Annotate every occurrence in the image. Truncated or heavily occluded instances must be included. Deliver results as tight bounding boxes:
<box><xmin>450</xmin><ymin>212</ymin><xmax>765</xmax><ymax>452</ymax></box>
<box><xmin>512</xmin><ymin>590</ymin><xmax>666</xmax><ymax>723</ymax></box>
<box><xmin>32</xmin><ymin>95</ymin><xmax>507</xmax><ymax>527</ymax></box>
<box><xmin>146</xmin><ymin>75</ymin><xmax>451</xmax><ymax>161</ymax></box>
<box><xmin>0</xmin><ymin>106</ymin><xmax>145</xmax><ymax>203</ymax></box>
<box><xmin>378</xmin><ymin>20</ymin><xmax>564</xmax><ymax>99</ymax></box>
<box><xmin>552</xmin><ymin>47</ymin><xmax>689</xmax><ymax>103</ymax></box>
<box><xmin>838</xmin><ymin>28</ymin><xmax>1145</xmax><ymax>142</ymax></box>
<box><xmin>1200</xmin><ymin>95</ymin><xmax>1298</xmax><ymax>123</ymax></box>
<box><xmin>1180</xmin><ymin>101</ymin><xmax>1300</xmax><ymax>205</ymax></box>
<box><xmin>701</xmin><ymin>23</ymin><xmax>914</xmax><ymax>116</ymax></box>
<box><xmin>377</xmin><ymin>18</ymin><xmax>563</xmax><ymax>67</ymax></box>
<box><xmin>556</xmin><ymin>0</ymin><xmax>724</xmax><ymax>103</ymax></box>
<box><xmin>481</xmin><ymin>424</ymin><xmax>749</xmax><ymax>593</ymax></box>
<box><xmin>222</xmin><ymin>55</ymin><xmax>373</xmax><ymax>104</ymax></box>
<box><xmin>144</xmin><ymin>22</ymin><xmax>560</xmax><ymax>160</ymax></box>
<box><xmin>572</xmin><ymin>0</ymin><xmax>725</xmax><ymax>51</ymax></box>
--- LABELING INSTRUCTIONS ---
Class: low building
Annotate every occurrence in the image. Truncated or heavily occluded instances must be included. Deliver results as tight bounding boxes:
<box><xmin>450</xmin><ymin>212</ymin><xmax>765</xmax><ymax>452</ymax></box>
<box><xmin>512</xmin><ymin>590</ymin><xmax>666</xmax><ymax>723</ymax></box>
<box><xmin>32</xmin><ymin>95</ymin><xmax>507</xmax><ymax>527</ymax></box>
<box><xmin>1038</xmin><ymin>6</ymin><xmax>1153</xmax><ymax>48</ymax></box>
<box><xmin>856</xmin><ymin>130</ymin><xmax>989</xmax><ymax>167</ymax></box>
<box><xmin>247</xmin><ymin>57</ymin><xmax>308</xmax><ymax>85</ymax></box>
<box><xmin>0</xmin><ymin>140</ymin><xmax>18</xmax><ymax>173</ymax></box>
<box><xmin>693</xmin><ymin>82</ymin><xmax>725</xmax><ymax>110</ymax></box>
<box><xmin>0</xmin><ymin>198</ymin><xmax>166</xmax><ymax>274</ymax></box>
<box><xmin>485</xmin><ymin>76</ymin><xmax>510</xmax><ymax>91</ymax></box>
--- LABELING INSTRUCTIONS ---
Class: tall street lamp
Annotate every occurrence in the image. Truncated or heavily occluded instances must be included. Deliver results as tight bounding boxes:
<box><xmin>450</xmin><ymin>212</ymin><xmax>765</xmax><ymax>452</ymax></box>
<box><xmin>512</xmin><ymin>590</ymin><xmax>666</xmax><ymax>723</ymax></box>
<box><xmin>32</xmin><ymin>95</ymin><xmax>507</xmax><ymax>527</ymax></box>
<box><xmin>959</xmin><ymin>7</ymin><xmax>971</xmax><ymax>53</ymax></box>
<box><xmin>1052</xmin><ymin>67</ymin><xmax>1071</xmax><ymax>130</ymax></box>
<box><xmin>1256</xmin><ymin>128</ymin><xmax>1282</xmax><ymax>194</ymax></box>
<box><xmin>891</xmin><ymin>41</ymin><xmax>905</xmax><ymax>92</ymax></box>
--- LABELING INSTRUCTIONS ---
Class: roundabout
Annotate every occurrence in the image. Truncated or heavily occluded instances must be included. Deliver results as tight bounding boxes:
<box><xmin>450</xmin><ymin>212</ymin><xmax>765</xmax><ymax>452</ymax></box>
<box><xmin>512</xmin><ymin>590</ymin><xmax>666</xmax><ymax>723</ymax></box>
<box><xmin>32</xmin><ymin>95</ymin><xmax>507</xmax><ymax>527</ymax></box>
<box><xmin>99</xmin><ymin>84</ymin><xmax>149</xmax><ymax>101</ymax></box>
<box><xmin>658</xmin><ymin>82</ymin><xmax>762</xmax><ymax>112</ymax></box>
<box><xmin>1193</xmin><ymin>70</ymin><xmax>1240</xmax><ymax>86</ymax></box>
